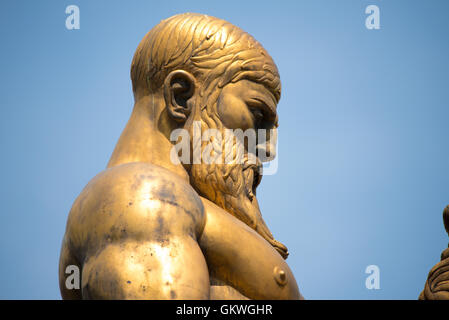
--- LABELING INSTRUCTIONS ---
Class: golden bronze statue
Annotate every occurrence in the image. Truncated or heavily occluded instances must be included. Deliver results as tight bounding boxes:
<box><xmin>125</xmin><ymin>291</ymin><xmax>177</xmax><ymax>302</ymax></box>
<box><xmin>419</xmin><ymin>206</ymin><xmax>449</xmax><ymax>300</ymax></box>
<box><xmin>59</xmin><ymin>13</ymin><xmax>302</xmax><ymax>300</ymax></box>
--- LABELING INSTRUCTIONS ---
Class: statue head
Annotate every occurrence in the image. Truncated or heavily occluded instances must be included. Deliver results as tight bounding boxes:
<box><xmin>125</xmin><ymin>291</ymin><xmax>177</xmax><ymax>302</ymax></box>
<box><xmin>120</xmin><ymin>13</ymin><xmax>286</xmax><ymax>257</ymax></box>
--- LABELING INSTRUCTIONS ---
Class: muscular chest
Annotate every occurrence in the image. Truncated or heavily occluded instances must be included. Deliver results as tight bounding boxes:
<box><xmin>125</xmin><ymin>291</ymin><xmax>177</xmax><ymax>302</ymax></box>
<box><xmin>198</xmin><ymin>198</ymin><xmax>302</xmax><ymax>300</ymax></box>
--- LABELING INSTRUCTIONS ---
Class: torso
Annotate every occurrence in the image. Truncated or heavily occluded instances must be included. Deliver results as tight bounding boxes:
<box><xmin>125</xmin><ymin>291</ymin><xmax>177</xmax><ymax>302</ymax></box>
<box><xmin>62</xmin><ymin>162</ymin><xmax>301</xmax><ymax>300</ymax></box>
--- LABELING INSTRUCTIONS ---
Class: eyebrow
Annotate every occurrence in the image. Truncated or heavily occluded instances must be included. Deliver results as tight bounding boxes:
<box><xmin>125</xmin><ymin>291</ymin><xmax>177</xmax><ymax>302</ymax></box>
<box><xmin>250</xmin><ymin>96</ymin><xmax>277</xmax><ymax>118</ymax></box>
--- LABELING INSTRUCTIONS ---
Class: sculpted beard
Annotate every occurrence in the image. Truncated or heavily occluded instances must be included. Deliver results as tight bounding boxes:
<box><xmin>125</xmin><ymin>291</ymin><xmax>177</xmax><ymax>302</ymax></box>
<box><xmin>185</xmin><ymin>103</ymin><xmax>289</xmax><ymax>258</ymax></box>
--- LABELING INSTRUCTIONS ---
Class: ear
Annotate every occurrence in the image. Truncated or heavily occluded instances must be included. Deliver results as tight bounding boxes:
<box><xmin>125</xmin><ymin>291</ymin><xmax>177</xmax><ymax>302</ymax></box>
<box><xmin>164</xmin><ymin>70</ymin><xmax>196</xmax><ymax>123</ymax></box>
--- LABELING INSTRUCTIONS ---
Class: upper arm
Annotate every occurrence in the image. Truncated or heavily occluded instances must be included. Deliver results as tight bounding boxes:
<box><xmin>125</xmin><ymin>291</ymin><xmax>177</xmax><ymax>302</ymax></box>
<box><xmin>82</xmin><ymin>236</ymin><xmax>210</xmax><ymax>299</ymax></box>
<box><xmin>61</xmin><ymin>163</ymin><xmax>210</xmax><ymax>299</ymax></box>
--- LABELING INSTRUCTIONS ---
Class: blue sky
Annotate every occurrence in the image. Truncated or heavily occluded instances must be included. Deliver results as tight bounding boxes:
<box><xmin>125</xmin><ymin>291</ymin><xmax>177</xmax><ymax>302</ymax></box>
<box><xmin>0</xmin><ymin>0</ymin><xmax>448</xmax><ymax>299</ymax></box>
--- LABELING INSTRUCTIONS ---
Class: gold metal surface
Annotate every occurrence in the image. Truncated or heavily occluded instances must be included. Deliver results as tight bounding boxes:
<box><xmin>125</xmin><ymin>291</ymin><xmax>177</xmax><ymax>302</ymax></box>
<box><xmin>59</xmin><ymin>13</ymin><xmax>301</xmax><ymax>300</ymax></box>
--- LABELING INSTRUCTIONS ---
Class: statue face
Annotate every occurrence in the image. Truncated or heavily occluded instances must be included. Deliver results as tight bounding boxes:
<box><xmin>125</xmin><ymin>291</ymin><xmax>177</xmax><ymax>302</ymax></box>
<box><xmin>214</xmin><ymin>79</ymin><xmax>279</xmax><ymax>196</ymax></box>
<box><xmin>187</xmin><ymin>78</ymin><xmax>287</xmax><ymax>257</ymax></box>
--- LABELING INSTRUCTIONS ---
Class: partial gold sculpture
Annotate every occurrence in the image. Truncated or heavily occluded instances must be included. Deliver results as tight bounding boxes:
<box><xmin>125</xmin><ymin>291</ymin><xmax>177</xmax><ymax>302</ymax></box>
<box><xmin>419</xmin><ymin>206</ymin><xmax>449</xmax><ymax>300</ymax></box>
<box><xmin>59</xmin><ymin>13</ymin><xmax>302</xmax><ymax>300</ymax></box>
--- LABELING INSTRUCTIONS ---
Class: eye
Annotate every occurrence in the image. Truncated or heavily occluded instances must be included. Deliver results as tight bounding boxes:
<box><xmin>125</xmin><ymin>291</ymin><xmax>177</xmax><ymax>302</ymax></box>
<box><xmin>247</xmin><ymin>97</ymin><xmax>277</xmax><ymax>129</ymax></box>
<box><xmin>250</xmin><ymin>108</ymin><xmax>264</xmax><ymax>123</ymax></box>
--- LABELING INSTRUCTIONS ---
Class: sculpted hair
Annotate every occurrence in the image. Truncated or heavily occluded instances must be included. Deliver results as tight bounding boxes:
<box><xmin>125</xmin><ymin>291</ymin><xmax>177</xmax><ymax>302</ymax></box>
<box><xmin>131</xmin><ymin>13</ymin><xmax>281</xmax><ymax>102</ymax></box>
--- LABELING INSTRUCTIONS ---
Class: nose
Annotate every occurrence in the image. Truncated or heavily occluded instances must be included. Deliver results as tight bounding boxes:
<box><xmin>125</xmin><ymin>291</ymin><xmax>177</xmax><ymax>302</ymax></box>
<box><xmin>257</xmin><ymin>128</ymin><xmax>277</xmax><ymax>162</ymax></box>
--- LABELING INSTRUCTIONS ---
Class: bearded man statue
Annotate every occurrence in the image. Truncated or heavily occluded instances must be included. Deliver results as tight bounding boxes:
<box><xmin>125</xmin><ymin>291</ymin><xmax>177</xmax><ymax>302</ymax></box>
<box><xmin>59</xmin><ymin>13</ymin><xmax>302</xmax><ymax>300</ymax></box>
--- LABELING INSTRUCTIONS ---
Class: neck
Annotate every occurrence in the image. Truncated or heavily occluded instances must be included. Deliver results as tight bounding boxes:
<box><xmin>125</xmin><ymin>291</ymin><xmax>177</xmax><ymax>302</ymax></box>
<box><xmin>107</xmin><ymin>95</ymin><xmax>189</xmax><ymax>182</ymax></box>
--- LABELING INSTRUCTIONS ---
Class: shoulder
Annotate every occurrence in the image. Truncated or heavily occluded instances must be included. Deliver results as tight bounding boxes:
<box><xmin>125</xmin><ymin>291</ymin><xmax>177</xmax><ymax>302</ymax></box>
<box><xmin>65</xmin><ymin>162</ymin><xmax>205</xmax><ymax>253</ymax></box>
<box><xmin>81</xmin><ymin>162</ymin><xmax>202</xmax><ymax>212</ymax></box>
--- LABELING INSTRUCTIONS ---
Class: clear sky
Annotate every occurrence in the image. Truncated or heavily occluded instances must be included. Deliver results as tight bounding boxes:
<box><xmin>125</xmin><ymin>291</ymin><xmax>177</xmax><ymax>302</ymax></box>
<box><xmin>0</xmin><ymin>0</ymin><xmax>448</xmax><ymax>299</ymax></box>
